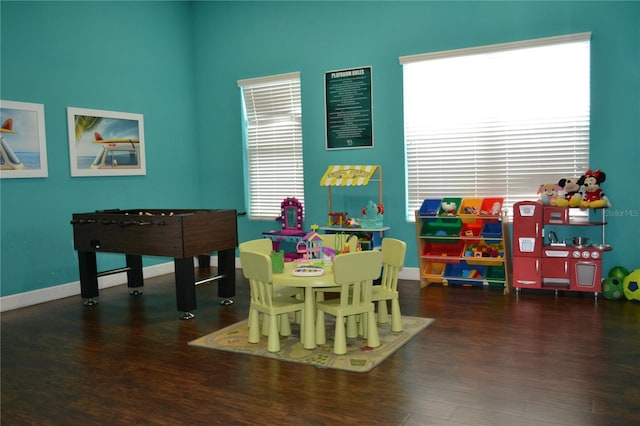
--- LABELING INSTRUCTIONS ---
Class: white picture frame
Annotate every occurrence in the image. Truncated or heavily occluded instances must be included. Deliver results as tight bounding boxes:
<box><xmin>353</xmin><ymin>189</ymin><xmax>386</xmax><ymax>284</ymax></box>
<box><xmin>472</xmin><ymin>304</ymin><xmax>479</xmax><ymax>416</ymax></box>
<box><xmin>0</xmin><ymin>100</ymin><xmax>48</xmax><ymax>179</ymax></box>
<box><xmin>67</xmin><ymin>107</ymin><xmax>146</xmax><ymax>177</ymax></box>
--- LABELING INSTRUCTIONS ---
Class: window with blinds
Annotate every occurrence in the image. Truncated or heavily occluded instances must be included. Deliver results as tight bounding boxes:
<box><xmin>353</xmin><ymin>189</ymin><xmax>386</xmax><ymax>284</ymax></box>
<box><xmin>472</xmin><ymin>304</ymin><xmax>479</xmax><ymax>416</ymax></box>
<box><xmin>238</xmin><ymin>72</ymin><xmax>304</xmax><ymax>220</ymax></box>
<box><xmin>400</xmin><ymin>33</ymin><xmax>591</xmax><ymax>220</ymax></box>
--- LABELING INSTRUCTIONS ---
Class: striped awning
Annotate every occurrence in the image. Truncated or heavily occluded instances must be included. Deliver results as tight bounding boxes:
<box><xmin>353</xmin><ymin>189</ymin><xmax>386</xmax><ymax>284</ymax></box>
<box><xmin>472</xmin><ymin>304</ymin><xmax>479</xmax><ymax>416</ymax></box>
<box><xmin>320</xmin><ymin>165</ymin><xmax>379</xmax><ymax>186</ymax></box>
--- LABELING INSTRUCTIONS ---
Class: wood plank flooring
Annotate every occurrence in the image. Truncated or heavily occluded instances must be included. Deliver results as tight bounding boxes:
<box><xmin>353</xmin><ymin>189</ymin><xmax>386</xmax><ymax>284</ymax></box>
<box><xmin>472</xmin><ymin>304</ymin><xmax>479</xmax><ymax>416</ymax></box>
<box><xmin>2</xmin><ymin>266</ymin><xmax>639</xmax><ymax>425</ymax></box>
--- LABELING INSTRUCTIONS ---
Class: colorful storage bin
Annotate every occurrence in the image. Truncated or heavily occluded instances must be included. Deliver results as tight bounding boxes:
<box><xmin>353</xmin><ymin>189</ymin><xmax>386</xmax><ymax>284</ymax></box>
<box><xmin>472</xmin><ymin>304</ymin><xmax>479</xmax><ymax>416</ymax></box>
<box><xmin>444</xmin><ymin>261</ymin><xmax>487</xmax><ymax>286</ymax></box>
<box><xmin>486</xmin><ymin>265</ymin><xmax>506</xmax><ymax>287</ymax></box>
<box><xmin>460</xmin><ymin>222</ymin><xmax>483</xmax><ymax>238</ymax></box>
<box><xmin>419</xmin><ymin>198</ymin><xmax>442</xmax><ymax>216</ymax></box>
<box><xmin>463</xmin><ymin>241</ymin><xmax>505</xmax><ymax>266</ymax></box>
<box><xmin>481</xmin><ymin>222</ymin><xmax>502</xmax><ymax>239</ymax></box>
<box><xmin>422</xmin><ymin>242</ymin><xmax>464</xmax><ymax>260</ymax></box>
<box><xmin>479</xmin><ymin>197</ymin><xmax>504</xmax><ymax>217</ymax></box>
<box><xmin>458</xmin><ymin>197</ymin><xmax>483</xmax><ymax>222</ymax></box>
<box><xmin>422</xmin><ymin>262</ymin><xmax>446</xmax><ymax>283</ymax></box>
<box><xmin>438</xmin><ymin>197</ymin><xmax>462</xmax><ymax>217</ymax></box>
<box><xmin>420</xmin><ymin>218</ymin><xmax>462</xmax><ymax>241</ymax></box>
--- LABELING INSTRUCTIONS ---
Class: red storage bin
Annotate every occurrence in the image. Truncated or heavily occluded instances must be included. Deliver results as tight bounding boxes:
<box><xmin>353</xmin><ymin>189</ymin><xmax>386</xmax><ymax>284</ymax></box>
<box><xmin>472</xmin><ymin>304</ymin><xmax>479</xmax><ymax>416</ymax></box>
<box><xmin>479</xmin><ymin>197</ymin><xmax>504</xmax><ymax>217</ymax></box>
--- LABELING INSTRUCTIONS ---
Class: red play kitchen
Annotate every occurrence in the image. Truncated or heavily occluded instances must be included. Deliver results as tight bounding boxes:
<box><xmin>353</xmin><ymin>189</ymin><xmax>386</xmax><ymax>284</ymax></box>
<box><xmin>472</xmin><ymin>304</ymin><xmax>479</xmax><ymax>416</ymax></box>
<box><xmin>512</xmin><ymin>201</ymin><xmax>611</xmax><ymax>297</ymax></box>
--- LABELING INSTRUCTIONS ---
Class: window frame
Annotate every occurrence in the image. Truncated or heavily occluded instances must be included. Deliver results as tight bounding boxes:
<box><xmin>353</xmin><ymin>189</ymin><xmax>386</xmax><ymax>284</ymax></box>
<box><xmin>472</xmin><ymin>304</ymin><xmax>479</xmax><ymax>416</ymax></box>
<box><xmin>400</xmin><ymin>33</ymin><xmax>591</xmax><ymax>220</ymax></box>
<box><xmin>238</xmin><ymin>72</ymin><xmax>305</xmax><ymax>221</ymax></box>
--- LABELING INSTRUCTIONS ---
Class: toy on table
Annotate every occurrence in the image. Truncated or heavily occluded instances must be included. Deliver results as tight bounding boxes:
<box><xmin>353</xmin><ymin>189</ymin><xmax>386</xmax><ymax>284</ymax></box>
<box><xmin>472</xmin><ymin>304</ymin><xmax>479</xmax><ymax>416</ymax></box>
<box><xmin>270</xmin><ymin>250</ymin><xmax>285</xmax><ymax>273</ymax></box>
<box><xmin>295</xmin><ymin>241</ymin><xmax>312</xmax><ymax>262</ymax></box>
<box><xmin>278</xmin><ymin>197</ymin><xmax>304</xmax><ymax>233</ymax></box>
<box><xmin>295</xmin><ymin>224</ymin><xmax>325</xmax><ymax>264</ymax></box>
<box><xmin>360</xmin><ymin>200</ymin><xmax>384</xmax><ymax>228</ymax></box>
<box><xmin>292</xmin><ymin>266</ymin><xmax>325</xmax><ymax>277</ymax></box>
<box><xmin>344</xmin><ymin>217</ymin><xmax>360</xmax><ymax>228</ymax></box>
<box><xmin>328</xmin><ymin>212</ymin><xmax>347</xmax><ymax>227</ymax></box>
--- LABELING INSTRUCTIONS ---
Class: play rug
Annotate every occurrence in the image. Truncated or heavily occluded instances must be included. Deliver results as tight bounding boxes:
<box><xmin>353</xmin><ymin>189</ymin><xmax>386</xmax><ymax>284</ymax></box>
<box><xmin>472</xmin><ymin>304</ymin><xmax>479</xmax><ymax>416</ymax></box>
<box><xmin>188</xmin><ymin>316</ymin><xmax>433</xmax><ymax>373</ymax></box>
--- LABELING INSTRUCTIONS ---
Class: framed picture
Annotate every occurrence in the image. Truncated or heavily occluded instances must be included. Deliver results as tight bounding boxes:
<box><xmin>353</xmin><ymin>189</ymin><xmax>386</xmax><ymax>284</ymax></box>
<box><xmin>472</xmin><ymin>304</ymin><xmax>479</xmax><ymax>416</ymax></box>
<box><xmin>0</xmin><ymin>100</ymin><xmax>48</xmax><ymax>179</ymax></box>
<box><xmin>67</xmin><ymin>107</ymin><xmax>146</xmax><ymax>177</ymax></box>
<box><xmin>325</xmin><ymin>66</ymin><xmax>374</xmax><ymax>150</ymax></box>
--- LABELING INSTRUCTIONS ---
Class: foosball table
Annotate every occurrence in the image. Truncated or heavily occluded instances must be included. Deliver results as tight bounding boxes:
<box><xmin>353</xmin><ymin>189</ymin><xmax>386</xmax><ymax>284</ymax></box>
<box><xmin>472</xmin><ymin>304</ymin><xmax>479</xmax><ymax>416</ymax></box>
<box><xmin>70</xmin><ymin>208</ymin><xmax>238</xmax><ymax>319</ymax></box>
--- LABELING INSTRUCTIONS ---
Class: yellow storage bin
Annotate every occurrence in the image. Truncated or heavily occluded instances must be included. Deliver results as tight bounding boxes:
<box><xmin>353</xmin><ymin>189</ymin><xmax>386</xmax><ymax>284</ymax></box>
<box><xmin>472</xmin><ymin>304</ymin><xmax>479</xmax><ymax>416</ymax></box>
<box><xmin>462</xmin><ymin>241</ymin><xmax>505</xmax><ymax>266</ymax></box>
<box><xmin>423</xmin><ymin>262</ymin><xmax>446</xmax><ymax>283</ymax></box>
<box><xmin>458</xmin><ymin>197</ymin><xmax>483</xmax><ymax>223</ymax></box>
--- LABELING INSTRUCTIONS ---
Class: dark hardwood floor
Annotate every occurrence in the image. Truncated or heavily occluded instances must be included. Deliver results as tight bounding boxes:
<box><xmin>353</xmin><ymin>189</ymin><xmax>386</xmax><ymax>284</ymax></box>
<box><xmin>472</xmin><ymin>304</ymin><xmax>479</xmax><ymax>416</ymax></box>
<box><xmin>2</xmin><ymin>267</ymin><xmax>639</xmax><ymax>425</ymax></box>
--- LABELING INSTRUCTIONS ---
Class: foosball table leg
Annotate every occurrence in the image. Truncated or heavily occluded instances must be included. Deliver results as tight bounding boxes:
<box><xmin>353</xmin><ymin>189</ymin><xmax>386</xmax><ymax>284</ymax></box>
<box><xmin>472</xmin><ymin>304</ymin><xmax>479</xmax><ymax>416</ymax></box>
<box><xmin>179</xmin><ymin>311</ymin><xmax>195</xmax><ymax>320</ymax></box>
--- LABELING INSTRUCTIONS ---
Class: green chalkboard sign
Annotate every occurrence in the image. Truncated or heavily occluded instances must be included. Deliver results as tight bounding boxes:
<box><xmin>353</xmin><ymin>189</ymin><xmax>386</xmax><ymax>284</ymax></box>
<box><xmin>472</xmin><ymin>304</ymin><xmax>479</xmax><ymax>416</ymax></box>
<box><xmin>325</xmin><ymin>66</ymin><xmax>373</xmax><ymax>150</ymax></box>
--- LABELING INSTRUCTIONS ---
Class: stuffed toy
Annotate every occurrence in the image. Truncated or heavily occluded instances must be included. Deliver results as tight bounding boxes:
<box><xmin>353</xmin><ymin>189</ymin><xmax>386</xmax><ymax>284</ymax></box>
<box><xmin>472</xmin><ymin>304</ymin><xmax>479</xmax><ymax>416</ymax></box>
<box><xmin>556</xmin><ymin>177</ymin><xmax>583</xmax><ymax>207</ymax></box>
<box><xmin>440</xmin><ymin>201</ymin><xmax>457</xmax><ymax>215</ymax></box>
<box><xmin>578</xmin><ymin>169</ymin><xmax>610</xmax><ymax>208</ymax></box>
<box><xmin>537</xmin><ymin>183</ymin><xmax>560</xmax><ymax>206</ymax></box>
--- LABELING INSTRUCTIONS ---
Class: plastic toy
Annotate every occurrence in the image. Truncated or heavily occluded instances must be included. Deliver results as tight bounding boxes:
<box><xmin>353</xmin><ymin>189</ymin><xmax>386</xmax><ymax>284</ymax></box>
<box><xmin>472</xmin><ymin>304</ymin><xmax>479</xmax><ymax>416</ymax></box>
<box><xmin>344</xmin><ymin>217</ymin><xmax>360</xmax><ymax>228</ymax></box>
<box><xmin>578</xmin><ymin>169</ymin><xmax>611</xmax><ymax>209</ymax></box>
<box><xmin>555</xmin><ymin>177</ymin><xmax>583</xmax><ymax>207</ymax></box>
<box><xmin>328</xmin><ymin>212</ymin><xmax>346</xmax><ymax>227</ymax></box>
<box><xmin>301</xmin><ymin>225</ymin><xmax>323</xmax><ymax>260</ymax></box>
<box><xmin>465</xmin><ymin>243</ymin><xmax>503</xmax><ymax>258</ymax></box>
<box><xmin>360</xmin><ymin>200</ymin><xmax>384</xmax><ymax>227</ymax></box>
<box><xmin>623</xmin><ymin>269</ymin><xmax>640</xmax><ymax>302</ymax></box>
<box><xmin>602</xmin><ymin>277</ymin><xmax>624</xmax><ymax>300</ymax></box>
<box><xmin>295</xmin><ymin>240</ymin><xmax>311</xmax><ymax>262</ymax></box>
<box><xmin>278</xmin><ymin>197</ymin><xmax>304</xmax><ymax>233</ymax></box>
<box><xmin>537</xmin><ymin>183</ymin><xmax>560</xmax><ymax>206</ymax></box>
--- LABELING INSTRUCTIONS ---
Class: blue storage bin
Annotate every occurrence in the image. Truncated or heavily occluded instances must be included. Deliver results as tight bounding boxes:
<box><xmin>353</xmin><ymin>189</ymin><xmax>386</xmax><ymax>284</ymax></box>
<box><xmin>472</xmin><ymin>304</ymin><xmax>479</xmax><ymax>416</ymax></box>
<box><xmin>481</xmin><ymin>222</ymin><xmax>502</xmax><ymax>239</ymax></box>
<box><xmin>444</xmin><ymin>261</ymin><xmax>487</xmax><ymax>286</ymax></box>
<box><xmin>419</xmin><ymin>199</ymin><xmax>441</xmax><ymax>216</ymax></box>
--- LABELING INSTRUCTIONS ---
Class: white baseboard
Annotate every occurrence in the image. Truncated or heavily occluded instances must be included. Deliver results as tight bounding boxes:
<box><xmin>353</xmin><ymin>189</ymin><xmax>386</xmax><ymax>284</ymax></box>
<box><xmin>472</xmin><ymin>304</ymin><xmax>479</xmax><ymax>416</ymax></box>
<box><xmin>0</xmin><ymin>257</ymin><xmax>419</xmax><ymax>313</ymax></box>
<box><xmin>400</xmin><ymin>266</ymin><xmax>420</xmax><ymax>281</ymax></box>
<box><xmin>0</xmin><ymin>261</ymin><xmax>175</xmax><ymax>313</ymax></box>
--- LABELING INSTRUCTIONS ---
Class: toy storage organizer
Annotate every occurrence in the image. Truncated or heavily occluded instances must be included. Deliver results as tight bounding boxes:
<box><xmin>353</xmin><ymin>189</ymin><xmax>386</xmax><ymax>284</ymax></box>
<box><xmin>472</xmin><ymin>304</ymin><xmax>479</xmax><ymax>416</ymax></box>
<box><xmin>415</xmin><ymin>197</ymin><xmax>508</xmax><ymax>292</ymax></box>
<box><xmin>319</xmin><ymin>165</ymin><xmax>389</xmax><ymax>250</ymax></box>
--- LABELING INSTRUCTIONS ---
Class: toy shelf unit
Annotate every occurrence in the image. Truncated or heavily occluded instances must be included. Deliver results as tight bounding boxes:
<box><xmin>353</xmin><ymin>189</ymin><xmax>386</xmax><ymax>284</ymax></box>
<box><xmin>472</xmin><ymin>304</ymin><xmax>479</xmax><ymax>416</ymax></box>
<box><xmin>415</xmin><ymin>197</ymin><xmax>508</xmax><ymax>291</ymax></box>
<box><xmin>319</xmin><ymin>165</ymin><xmax>389</xmax><ymax>250</ymax></box>
<box><xmin>512</xmin><ymin>201</ymin><xmax>611</xmax><ymax>298</ymax></box>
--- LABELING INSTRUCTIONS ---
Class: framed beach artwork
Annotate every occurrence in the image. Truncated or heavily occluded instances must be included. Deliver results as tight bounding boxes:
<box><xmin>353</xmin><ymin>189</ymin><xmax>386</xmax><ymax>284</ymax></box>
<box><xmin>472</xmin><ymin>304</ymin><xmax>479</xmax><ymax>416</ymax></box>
<box><xmin>0</xmin><ymin>100</ymin><xmax>48</xmax><ymax>179</ymax></box>
<box><xmin>67</xmin><ymin>107</ymin><xmax>146</xmax><ymax>177</ymax></box>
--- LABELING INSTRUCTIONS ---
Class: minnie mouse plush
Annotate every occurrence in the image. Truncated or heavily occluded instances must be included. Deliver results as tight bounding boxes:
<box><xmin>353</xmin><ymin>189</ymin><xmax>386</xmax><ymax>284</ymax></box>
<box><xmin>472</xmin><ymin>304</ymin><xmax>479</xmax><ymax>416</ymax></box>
<box><xmin>578</xmin><ymin>169</ymin><xmax>611</xmax><ymax>209</ymax></box>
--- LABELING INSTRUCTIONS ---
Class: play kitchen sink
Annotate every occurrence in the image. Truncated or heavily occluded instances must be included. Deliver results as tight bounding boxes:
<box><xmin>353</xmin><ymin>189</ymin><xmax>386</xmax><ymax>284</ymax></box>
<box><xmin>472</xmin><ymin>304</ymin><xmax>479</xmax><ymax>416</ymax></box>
<box><xmin>546</xmin><ymin>231</ymin><xmax>592</xmax><ymax>247</ymax></box>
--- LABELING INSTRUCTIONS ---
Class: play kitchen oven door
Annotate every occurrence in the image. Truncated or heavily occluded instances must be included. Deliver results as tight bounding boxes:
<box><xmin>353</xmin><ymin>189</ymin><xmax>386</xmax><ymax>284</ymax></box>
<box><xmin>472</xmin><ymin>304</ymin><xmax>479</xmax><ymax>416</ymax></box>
<box><xmin>570</xmin><ymin>248</ymin><xmax>602</xmax><ymax>291</ymax></box>
<box><xmin>542</xmin><ymin>247</ymin><xmax>602</xmax><ymax>291</ymax></box>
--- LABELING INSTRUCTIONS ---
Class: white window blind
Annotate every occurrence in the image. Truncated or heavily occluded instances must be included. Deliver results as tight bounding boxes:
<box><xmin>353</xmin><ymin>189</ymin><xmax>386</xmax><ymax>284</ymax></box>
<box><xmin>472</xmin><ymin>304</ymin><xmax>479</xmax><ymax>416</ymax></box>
<box><xmin>400</xmin><ymin>33</ymin><xmax>591</xmax><ymax>220</ymax></box>
<box><xmin>238</xmin><ymin>72</ymin><xmax>304</xmax><ymax>220</ymax></box>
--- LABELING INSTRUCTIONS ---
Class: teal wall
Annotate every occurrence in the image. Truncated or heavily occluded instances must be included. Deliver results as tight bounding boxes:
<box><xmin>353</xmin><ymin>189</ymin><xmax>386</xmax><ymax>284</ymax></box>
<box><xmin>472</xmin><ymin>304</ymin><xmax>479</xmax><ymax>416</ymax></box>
<box><xmin>1</xmin><ymin>1</ymin><xmax>639</xmax><ymax>298</ymax></box>
<box><xmin>0</xmin><ymin>1</ymin><xmax>200</xmax><ymax>296</ymax></box>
